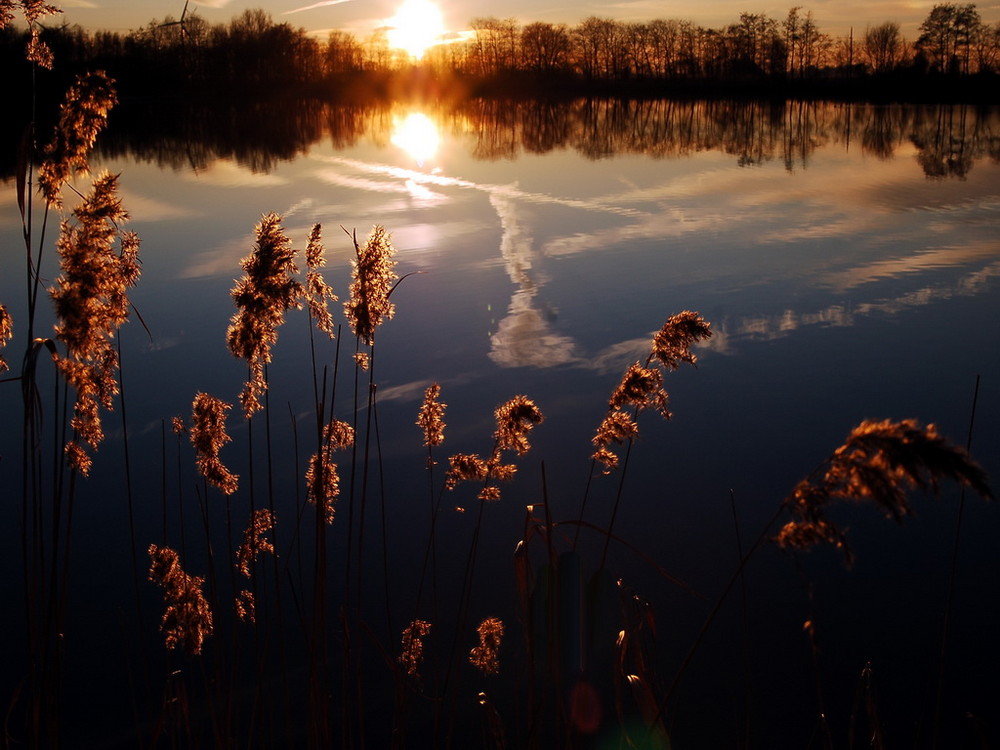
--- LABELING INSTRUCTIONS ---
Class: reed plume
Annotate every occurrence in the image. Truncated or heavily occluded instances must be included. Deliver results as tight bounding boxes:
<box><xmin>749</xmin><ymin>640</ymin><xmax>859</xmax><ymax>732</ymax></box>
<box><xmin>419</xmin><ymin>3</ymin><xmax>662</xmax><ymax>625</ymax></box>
<box><xmin>469</xmin><ymin>617</ymin><xmax>504</xmax><ymax>675</ymax></box>
<box><xmin>399</xmin><ymin>619</ymin><xmax>432</xmax><ymax>678</ymax></box>
<box><xmin>171</xmin><ymin>416</ymin><xmax>186</xmax><ymax>435</ymax></box>
<box><xmin>0</xmin><ymin>0</ymin><xmax>59</xmax><ymax>27</ymax></box>
<box><xmin>236</xmin><ymin>508</ymin><xmax>276</xmax><ymax>578</ymax></box>
<box><xmin>148</xmin><ymin>544</ymin><xmax>214</xmax><ymax>655</ymax></box>
<box><xmin>651</xmin><ymin>311</ymin><xmax>713</xmax><ymax>371</ymax></box>
<box><xmin>445</xmin><ymin>453</ymin><xmax>490</xmax><ymax>490</ymax></box>
<box><xmin>25</xmin><ymin>27</ymin><xmax>53</xmax><ymax>69</ymax></box>
<box><xmin>303</xmin><ymin>223</ymin><xmax>337</xmax><ymax>338</ymax></box>
<box><xmin>49</xmin><ymin>173</ymin><xmax>141</xmax><ymax>475</ymax></box>
<box><xmin>344</xmin><ymin>225</ymin><xmax>397</xmax><ymax>345</ymax></box>
<box><xmin>608</xmin><ymin>363</ymin><xmax>670</xmax><ymax>418</ymax></box>
<box><xmin>236</xmin><ymin>589</ymin><xmax>256</xmax><ymax>624</ymax></box>
<box><xmin>591</xmin><ymin>410</ymin><xmax>640</xmax><ymax>473</ymax></box>
<box><xmin>416</xmin><ymin>383</ymin><xmax>446</xmax><ymax>449</ymax></box>
<box><xmin>592</xmin><ymin>312</ymin><xmax>711</xmax><ymax>473</ymax></box>
<box><xmin>227</xmin><ymin>212</ymin><xmax>304</xmax><ymax>417</ymax></box>
<box><xmin>37</xmin><ymin>72</ymin><xmax>118</xmax><ymax>207</ymax></box>
<box><xmin>776</xmin><ymin>418</ymin><xmax>994</xmax><ymax>562</ymax></box>
<box><xmin>305</xmin><ymin>419</ymin><xmax>354</xmax><ymax>524</ymax></box>
<box><xmin>0</xmin><ymin>304</ymin><xmax>12</xmax><ymax>373</ymax></box>
<box><xmin>444</xmin><ymin>396</ymin><xmax>542</xmax><ymax>501</ymax></box>
<box><xmin>493</xmin><ymin>395</ymin><xmax>544</xmax><ymax>456</ymax></box>
<box><xmin>190</xmin><ymin>392</ymin><xmax>239</xmax><ymax>495</ymax></box>
<box><xmin>2</xmin><ymin>1</ymin><xmax>59</xmax><ymax>67</ymax></box>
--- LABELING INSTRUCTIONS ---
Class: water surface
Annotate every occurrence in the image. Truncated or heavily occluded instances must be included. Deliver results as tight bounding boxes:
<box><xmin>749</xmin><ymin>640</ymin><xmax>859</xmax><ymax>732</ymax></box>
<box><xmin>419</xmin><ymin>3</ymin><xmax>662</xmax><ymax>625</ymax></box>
<box><xmin>2</xmin><ymin>99</ymin><xmax>999</xmax><ymax>747</ymax></box>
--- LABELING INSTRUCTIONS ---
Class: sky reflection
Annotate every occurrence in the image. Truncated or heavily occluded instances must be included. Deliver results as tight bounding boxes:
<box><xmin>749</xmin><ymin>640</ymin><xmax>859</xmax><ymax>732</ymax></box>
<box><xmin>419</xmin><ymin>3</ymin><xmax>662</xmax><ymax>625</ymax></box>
<box><xmin>31</xmin><ymin>102</ymin><xmax>996</xmax><ymax>378</ymax></box>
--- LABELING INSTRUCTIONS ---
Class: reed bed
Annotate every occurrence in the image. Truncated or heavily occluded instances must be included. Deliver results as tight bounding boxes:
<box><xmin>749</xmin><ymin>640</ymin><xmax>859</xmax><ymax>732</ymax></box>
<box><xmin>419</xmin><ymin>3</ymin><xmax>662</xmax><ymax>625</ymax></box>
<box><xmin>1</xmin><ymin>10</ymin><xmax>996</xmax><ymax>748</ymax></box>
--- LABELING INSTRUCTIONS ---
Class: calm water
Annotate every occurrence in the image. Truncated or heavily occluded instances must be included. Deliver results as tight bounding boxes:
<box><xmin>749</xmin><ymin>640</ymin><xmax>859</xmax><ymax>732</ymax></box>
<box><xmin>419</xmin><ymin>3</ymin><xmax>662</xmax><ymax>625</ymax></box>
<box><xmin>2</xmin><ymin>99</ymin><xmax>999</xmax><ymax>747</ymax></box>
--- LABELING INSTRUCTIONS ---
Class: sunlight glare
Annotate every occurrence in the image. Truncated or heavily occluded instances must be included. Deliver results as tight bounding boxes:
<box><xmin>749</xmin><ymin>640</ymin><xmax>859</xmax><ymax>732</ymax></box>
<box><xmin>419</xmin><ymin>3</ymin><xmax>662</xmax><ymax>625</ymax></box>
<box><xmin>386</xmin><ymin>0</ymin><xmax>444</xmax><ymax>60</ymax></box>
<box><xmin>391</xmin><ymin>112</ymin><xmax>440</xmax><ymax>166</ymax></box>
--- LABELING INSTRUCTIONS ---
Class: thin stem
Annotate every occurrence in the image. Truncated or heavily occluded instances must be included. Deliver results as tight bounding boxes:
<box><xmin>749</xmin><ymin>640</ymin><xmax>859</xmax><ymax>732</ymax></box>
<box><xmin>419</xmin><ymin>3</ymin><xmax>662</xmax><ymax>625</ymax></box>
<box><xmin>931</xmin><ymin>373</ymin><xmax>981</xmax><ymax>748</ymax></box>
<box><xmin>117</xmin><ymin>331</ymin><xmax>144</xmax><ymax>633</ymax></box>
<box><xmin>648</xmin><ymin>502</ymin><xmax>786</xmax><ymax>736</ymax></box>
<box><xmin>599</xmin><ymin>436</ymin><xmax>635</xmax><ymax>570</ymax></box>
<box><xmin>730</xmin><ymin>489</ymin><xmax>753</xmax><ymax>750</ymax></box>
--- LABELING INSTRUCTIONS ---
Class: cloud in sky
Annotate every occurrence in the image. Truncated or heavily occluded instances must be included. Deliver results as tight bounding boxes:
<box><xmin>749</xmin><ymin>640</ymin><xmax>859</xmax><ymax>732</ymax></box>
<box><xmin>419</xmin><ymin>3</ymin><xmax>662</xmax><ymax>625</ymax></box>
<box><xmin>285</xmin><ymin>0</ymin><xmax>356</xmax><ymax>15</ymax></box>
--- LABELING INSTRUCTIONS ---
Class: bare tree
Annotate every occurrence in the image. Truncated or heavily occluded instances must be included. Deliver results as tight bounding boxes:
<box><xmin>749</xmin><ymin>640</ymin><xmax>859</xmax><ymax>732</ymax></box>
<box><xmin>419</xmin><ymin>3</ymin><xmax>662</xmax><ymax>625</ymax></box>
<box><xmin>520</xmin><ymin>22</ymin><xmax>571</xmax><ymax>73</ymax></box>
<box><xmin>573</xmin><ymin>17</ymin><xmax>630</xmax><ymax>79</ymax></box>
<box><xmin>863</xmin><ymin>21</ymin><xmax>906</xmax><ymax>73</ymax></box>
<box><xmin>972</xmin><ymin>20</ymin><xmax>1000</xmax><ymax>71</ymax></box>
<box><xmin>325</xmin><ymin>30</ymin><xmax>362</xmax><ymax>75</ymax></box>
<box><xmin>469</xmin><ymin>17</ymin><xmax>519</xmax><ymax>75</ymax></box>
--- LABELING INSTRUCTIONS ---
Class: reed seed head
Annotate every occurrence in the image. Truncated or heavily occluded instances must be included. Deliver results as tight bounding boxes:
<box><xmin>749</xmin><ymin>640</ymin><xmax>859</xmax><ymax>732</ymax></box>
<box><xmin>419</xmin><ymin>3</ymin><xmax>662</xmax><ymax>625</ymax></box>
<box><xmin>417</xmin><ymin>383</ymin><xmax>447</xmax><ymax>448</ymax></box>
<box><xmin>305</xmin><ymin>419</ymin><xmax>353</xmax><ymax>524</ymax></box>
<box><xmin>0</xmin><ymin>304</ymin><xmax>12</xmax><ymax>373</ymax></box>
<box><xmin>344</xmin><ymin>225</ymin><xmax>397</xmax><ymax>345</ymax></box>
<box><xmin>493</xmin><ymin>395</ymin><xmax>543</xmax><ymax>456</ymax></box>
<box><xmin>305</xmin><ymin>453</ymin><xmax>339</xmax><ymax>524</ymax></box>
<box><xmin>6</xmin><ymin>1</ymin><xmax>61</xmax><ymax>25</ymax></box>
<box><xmin>49</xmin><ymin>172</ymin><xmax>140</xmax><ymax>473</ymax></box>
<box><xmin>64</xmin><ymin>440</ymin><xmax>93</xmax><ymax>476</ymax></box>
<box><xmin>609</xmin><ymin>362</ymin><xmax>670</xmax><ymax>419</ymax></box>
<box><xmin>37</xmin><ymin>72</ymin><xmax>118</xmax><ymax>207</ymax></box>
<box><xmin>4</xmin><ymin>2</ymin><xmax>60</xmax><ymax>66</ymax></box>
<box><xmin>190</xmin><ymin>392</ymin><xmax>239</xmax><ymax>495</ymax></box>
<box><xmin>305</xmin><ymin>223</ymin><xmax>325</xmax><ymax>270</ymax></box>
<box><xmin>148</xmin><ymin>544</ymin><xmax>214</xmax><ymax>655</ymax></box>
<box><xmin>324</xmin><ymin>418</ymin><xmax>356</xmax><ymax>451</ymax></box>
<box><xmin>650</xmin><ymin>311</ymin><xmax>712</xmax><ymax>371</ymax></box>
<box><xmin>236</xmin><ymin>590</ymin><xmax>256</xmax><ymax>624</ymax></box>
<box><xmin>236</xmin><ymin>508</ymin><xmax>276</xmax><ymax>578</ymax></box>
<box><xmin>25</xmin><ymin>26</ymin><xmax>53</xmax><ymax>68</ymax></box>
<box><xmin>469</xmin><ymin>617</ymin><xmax>504</xmax><ymax>675</ymax></box>
<box><xmin>478</xmin><ymin>486</ymin><xmax>502</xmax><ymax>502</ymax></box>
<box><xmin>227</xmin><ymin>212</ymin><xmax>304</xmax><ymax>417</ymax></box>
<box><xmin>445</xmin><ymin>453</ymin><xmax>489</xmax><ymax>490</ymax></box>
<box><xmin>591</xmin><ymin>409</ymin><xmax>640</xmax><ymax>473</ymax></box>
<box><xmin>303</xmin><ymin>224</ymin><xmax>338</xmax><ymax>338</ymax></box>
<box><xmin>777</xmin><ymin>418</ymin><xmax>994</xmax><ymax>563</ymax></box>
<box><xmin>399</xmin><ymin>619</ymin><xmax>432</xmax><ymax>678</ymax></box>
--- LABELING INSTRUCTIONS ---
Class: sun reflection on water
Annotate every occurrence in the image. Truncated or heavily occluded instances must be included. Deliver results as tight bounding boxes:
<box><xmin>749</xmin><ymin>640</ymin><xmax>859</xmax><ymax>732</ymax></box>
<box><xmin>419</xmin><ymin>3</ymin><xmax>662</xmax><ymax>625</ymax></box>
<box><xmin>391</xmin><ymin>112</ymin><xmax>440</xmax><ymax>167</ymax></box>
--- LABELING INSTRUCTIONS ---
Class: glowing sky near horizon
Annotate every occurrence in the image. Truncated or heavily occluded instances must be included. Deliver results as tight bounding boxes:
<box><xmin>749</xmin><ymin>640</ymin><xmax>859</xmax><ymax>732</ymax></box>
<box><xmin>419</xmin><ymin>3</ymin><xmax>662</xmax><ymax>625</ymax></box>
<box><xmin>50</xmin><ymin>0</ymin><xmax>992</xmax><ymax>41</ymax></box>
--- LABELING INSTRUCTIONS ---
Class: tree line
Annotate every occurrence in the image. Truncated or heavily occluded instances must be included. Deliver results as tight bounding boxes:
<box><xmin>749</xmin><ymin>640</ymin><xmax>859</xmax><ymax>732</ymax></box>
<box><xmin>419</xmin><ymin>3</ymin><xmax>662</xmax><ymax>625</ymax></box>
<box><xmin>2</xmin><ymin>4</ymin><xmax>999</xmax><ymax>98</ymax></box>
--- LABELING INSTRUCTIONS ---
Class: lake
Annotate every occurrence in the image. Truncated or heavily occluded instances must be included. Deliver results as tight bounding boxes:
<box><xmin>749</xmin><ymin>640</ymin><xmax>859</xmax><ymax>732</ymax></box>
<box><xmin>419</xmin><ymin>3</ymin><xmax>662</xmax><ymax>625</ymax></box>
<box><xmin>2</xmin><ymin>98</ymin><xmax>999</xmax><ymax>748</ymax></box>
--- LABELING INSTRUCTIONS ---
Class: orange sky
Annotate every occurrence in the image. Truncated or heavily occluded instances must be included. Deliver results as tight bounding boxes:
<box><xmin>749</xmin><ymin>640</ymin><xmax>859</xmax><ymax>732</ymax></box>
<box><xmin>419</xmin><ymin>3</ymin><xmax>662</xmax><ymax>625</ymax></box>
<box><xmin>50</xmin><ymin>0</ymin><xmax>994</xmax><ymax>41</ymax></box>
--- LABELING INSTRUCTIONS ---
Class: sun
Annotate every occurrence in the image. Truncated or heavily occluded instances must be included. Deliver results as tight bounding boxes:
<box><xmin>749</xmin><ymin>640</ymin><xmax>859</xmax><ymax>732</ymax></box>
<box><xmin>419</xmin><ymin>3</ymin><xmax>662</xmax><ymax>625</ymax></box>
<box><xmin>386</xmin><ymin>0</ymin><xmax>445</xmax><ymax>60</ymax></box>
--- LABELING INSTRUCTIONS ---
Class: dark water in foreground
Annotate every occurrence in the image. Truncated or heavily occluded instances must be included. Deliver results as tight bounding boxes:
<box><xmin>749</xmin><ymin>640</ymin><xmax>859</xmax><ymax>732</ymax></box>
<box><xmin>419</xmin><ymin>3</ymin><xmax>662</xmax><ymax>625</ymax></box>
<box><xmin>1</xmin><ymin>98</ymin><xmax>999</xmax><ymax>747</ymax></box>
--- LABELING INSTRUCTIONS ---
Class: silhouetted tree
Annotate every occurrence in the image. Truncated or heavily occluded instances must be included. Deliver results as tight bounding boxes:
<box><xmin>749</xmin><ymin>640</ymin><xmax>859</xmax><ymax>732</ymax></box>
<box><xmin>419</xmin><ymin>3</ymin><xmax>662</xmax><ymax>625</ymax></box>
<box><xmin>863</xmin><ymin>21</ymin><xmax>907</xmax><ymax>73</ymax></box>
<box><xmin>916</xmin><ymin>3</ymin><xmax>982</xmax><ymax>73</ymax></box>
<box><xmin>324</xmin><ymin>30</ymin><xmax>362</xmax><ymax>75</ymax></box>
<box><xmin>520</xmin><ymin>22</ymin><xmax>571</xmax><ymax>73</ymax></box>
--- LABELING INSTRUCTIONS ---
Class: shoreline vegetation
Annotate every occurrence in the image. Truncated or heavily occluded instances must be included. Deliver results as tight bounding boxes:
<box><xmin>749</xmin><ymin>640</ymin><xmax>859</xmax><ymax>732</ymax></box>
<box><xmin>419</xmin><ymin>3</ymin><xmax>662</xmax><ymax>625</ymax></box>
<box><xmin>2</xmin><ymin>5</ymin><xmax>1000</xmax><ymax>105</ymax></box>
<box><xmin>2</xmin><ymin>2</ymin><xmax>999</xmax><ymax>748</ymax></box>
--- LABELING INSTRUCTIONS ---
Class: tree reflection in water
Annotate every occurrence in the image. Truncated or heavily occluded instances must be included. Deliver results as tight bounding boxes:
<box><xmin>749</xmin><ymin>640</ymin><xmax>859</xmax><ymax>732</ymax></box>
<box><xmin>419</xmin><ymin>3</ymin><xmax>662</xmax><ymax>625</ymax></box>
<box><xmin>5</xmin><ymin>98</ymin><xmax>992</xmax><ymax>183</ymax></box>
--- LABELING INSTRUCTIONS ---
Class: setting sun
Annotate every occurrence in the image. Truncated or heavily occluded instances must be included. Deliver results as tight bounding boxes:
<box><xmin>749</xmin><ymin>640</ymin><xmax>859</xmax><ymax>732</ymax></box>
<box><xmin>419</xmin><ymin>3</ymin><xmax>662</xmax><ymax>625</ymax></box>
<box><xmin>386</xmin><ymin>0</ymin><xmax>444</xmax><ymax>60</ymax></box>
